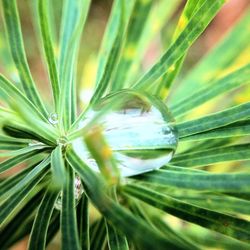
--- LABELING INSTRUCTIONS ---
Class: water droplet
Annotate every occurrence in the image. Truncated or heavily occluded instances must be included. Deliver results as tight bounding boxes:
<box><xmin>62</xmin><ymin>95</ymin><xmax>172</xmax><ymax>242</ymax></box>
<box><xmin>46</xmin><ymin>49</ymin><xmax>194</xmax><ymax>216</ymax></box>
<box><xmin>54</xmin><ymin>175</ymin><xmax>84</xmax><ymax>210</ymax></box>
<box><xmin>48</xmin><ymin>113</ymin><xmax>58</xmax><ymax>125</ymax></box>
<box><xmin>73</xmin><ymin>90</ymin><xmax>178</xmax><ymax>177</ymax></box>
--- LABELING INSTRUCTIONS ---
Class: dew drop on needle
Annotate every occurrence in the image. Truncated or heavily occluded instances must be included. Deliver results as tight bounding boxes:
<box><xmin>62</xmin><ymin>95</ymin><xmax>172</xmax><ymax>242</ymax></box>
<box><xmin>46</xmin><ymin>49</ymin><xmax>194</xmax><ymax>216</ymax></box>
<box><xmin>73</xmin><ymin>90</ymin><xmax>178</xmax><ymax>177</ymax></box>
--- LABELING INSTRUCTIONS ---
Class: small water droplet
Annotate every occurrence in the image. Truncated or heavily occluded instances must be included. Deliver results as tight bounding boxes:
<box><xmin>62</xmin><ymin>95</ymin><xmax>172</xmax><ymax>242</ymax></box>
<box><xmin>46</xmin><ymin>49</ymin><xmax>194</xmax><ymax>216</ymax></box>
<box><xmin>48</xmin><ymin>113</ymin><xmax>58</xmax><ymax>125</ymax></box>
<box><xmin>54</xmin><ymin>175</ymin><xmax>84</xmax><ymax>210</ymax></box>
<box><xmin>73</xmin><ymin>90</ymin><xmax>178</xmax><ymax>177</ymax></box>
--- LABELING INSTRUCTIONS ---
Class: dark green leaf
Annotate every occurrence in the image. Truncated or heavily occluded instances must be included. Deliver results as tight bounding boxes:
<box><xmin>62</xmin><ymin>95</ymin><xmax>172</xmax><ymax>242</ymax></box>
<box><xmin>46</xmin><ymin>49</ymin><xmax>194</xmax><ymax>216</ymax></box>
<box><xmin>172</xmin><ymin>143</ymin><xmax>250</xmax><ymax>167</ymax></box>
<box><xmin>28</xmin><ymin>189</ymin><xmax>59</xmax><ymax>250</ymax></box>
<box><xmin>177</xmin><ymin>102</ymin><xmax>250</xmax><ymax>138</ymax></box>
<box><xmin>124</xmin><ymin>184</ymin><xmax>250</xmax><ymax>243</ymax></box>
<box><xmin>1</xmin><ymin>0</ymin><xmax>47</xmax><ymax>116</ymax></box>
<box><xmin>61</xmin><ymin>165</ymin><xmax>81</xmax><ymax>250</ymax></box>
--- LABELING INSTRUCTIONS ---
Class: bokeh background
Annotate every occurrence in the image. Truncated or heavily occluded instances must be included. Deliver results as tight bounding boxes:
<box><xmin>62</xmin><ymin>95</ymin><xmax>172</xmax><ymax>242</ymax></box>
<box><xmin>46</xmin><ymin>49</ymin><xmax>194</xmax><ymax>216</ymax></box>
<box><xmin>0</xmin><ymin>0</ymin><xmax>250</xmax><ymax>249</ymax></box>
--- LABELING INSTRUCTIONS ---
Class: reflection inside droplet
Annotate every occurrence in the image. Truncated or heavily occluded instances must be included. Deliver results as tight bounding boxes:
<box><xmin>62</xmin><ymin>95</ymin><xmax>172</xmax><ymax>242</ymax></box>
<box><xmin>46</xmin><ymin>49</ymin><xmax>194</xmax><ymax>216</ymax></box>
<box><xmin>73</xmin><ymin>90</ymin><xmax>178</xmax><ymax>177</ymax></box>
<box><xmin>54</xmin><ymin>175</ymin><xmax>84</xmax><ymax>210</ymax></box>
<box><xmin>48</xmin><ymin>113</ymin><xmax>58</xmax><ymax>125</ymax></box>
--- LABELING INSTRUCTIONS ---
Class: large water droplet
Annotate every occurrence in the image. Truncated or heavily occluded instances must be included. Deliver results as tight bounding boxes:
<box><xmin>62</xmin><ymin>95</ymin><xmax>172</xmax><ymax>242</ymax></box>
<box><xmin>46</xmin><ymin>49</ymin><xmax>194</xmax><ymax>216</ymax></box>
<box><xmin>48</xmin><ymin>113</ymin><xmax>58</xmax><ymax>125</ymax></box>
<box><xmin>73</xmin><ymin>90</ymin><xmax>178</xmax><ymax>177</ymax></box>
<box><xmin>54</xmin><ymin>175</ymin><xmax>84</xmax><ymax>210</ymax></box>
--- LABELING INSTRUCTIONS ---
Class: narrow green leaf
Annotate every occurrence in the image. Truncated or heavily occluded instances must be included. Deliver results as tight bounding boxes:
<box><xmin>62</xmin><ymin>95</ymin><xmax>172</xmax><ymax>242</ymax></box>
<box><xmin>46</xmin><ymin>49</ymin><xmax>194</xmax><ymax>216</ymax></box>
<box><xmin>149</xmin><ymin>216</ymin><xmax>201</xmax><ymax>250</ymax></box>
<box><xmin>90</xmin><ymin>218</ymin><xmax>107</xmax><ymax>250</ymax></box>
<box><xmin>66</xmin><ymin>148</ymin><xmax>184</xmax><ymax>250</ymax></box>
<box><xmin>1</xmin><ymin>0</ymin><xmax>47</xmax><ymax>116</ymax></box>
<box><xmin>0</xmin><ymin>148</ymin><xmax>48</xmax><ymax>174</ymax></box>
<box><xmin>45</xmin><ymin>211</ymin><xmax>60</xmax><ymax>246</ymax></box>
<box><xmin>9</xmin><ymin>101</ymin><xmax>59</xmax><ymax>145</ymax></box>
<box><xmin>61</xmin><ymin>165</ymin><xmax>81</xmax><ymax>250</ymax></box>
<box><xmin>2</xmin><ymin>123</ymin><xmax>56</xmax><ymax>146</ymax></box>
<box><xmin>77</xmin><ymin>195</ymin><xmax>90</xmax><ymax>250</ymax></box>
<box><xmin>172</xmin><ymin>194</ymin><xmax>250</xmax><ymax>216</ymax></box>
<box><xmin>127</xmin><ymin>0</ymin><xmax>180</xmax><ymax>85</ymax></box>
<box><xmin>38</xmin><ymin>0</ymin><xmax>60</xmax><ymax>112</ymax></box>
<box><xmin>171</xmin><ymin>64</ymin><xmax>250</xmax><ymax>117</ymax></box>
<box><xmin>1</xmin><ymin>156</ymin><xmax>50</xmax><ymax>201</ymax></box>
<box><xmin>177</xmin><ymin>102</ymin><xmax>250</xmax><ymax>138</ymax></box>
<box><xmin>28</xmin><ymin>189</ymin><xmax>59</xmax><ymax>250</ymax></box>
<box><xmin>0</xmin><ymin>74</ymin><xmax>46</xmax><ymax>121</ymax></box>
<box><xmin>0</xmin><ymin>143</ymin><xmax>50</xmax><ymax>157</ymax></box>
<box><xmin>0</xmin><ymin>164</ymin><xmax>35</xmax><ymax>198</ymax></box>
<box><xmin>124</xmin><ymin>184</ymin><xmax>250</xmax><ymax>243</ymax></box>
<box><xmin>106</xmin><ymin>221</ymin><xmax>129</xmax><ymax>250</ymax></box>
<box><xmin>172</xmin><ymin>143</ymin><xmax>250</xmax><ymax>167</ymax></box>
<box><xmin>0</xmin><ymin>166</ymin><xmax>48</xmax><ymax>225</ymax></box>
<box><xmin>91</xmin><ymin>0</ymin><xmax>125</xmax><ymax>104</ymax></box>
<box><xmin>59</xmin><ymin>0</ymin><xmax>90</xmax><ymax>129</ymax></box>
<box><xmin>0</xmin><ymin>189</ymin><xmax>45</xmax><ymax>249</ymax></box>
<box><xmin>0</xmin><ymin>135</ymin><xmax>28</xmax><ymax>150</ymax></box>
<box><xmin>105</xmin><ymin>187</ymin><xmax>129</xmax><ymax>250</ymax></box>
<box><xmin>134</xmin><ymin>169</ymin><xmax>250</xmax><ymax>192</ymax></box>
<box><xmin>111</xmin><ymin>0</ymin><xmax>153</xmax><ymax>91</ymax></box>
<box><xmin>132</xmin><ymin>0</ymin><xmax>225</xmax><ymax>90</ymax></box>
<box><xmin>171</xmin><ymin>9</ymin><xmax>250</xmax><ymax>104</ymax></box>
<box><xmin>180</xmin><ymin>119</ymin><xmax>250</xmax><ymax>141</ymax></box>
<box><xmin>156</xmin><ymin>0</ymin><xmax>205</xmax><ymax>97</ymax></box>
<box><xmin>51</xmin><ymin>145</ymin><xmax>65</xmax><ymax>189</ymax></box>
<box><xmin>95</xmin><ymin>0</ymin><xmax>134</xmax><ymax>87</ymax></box>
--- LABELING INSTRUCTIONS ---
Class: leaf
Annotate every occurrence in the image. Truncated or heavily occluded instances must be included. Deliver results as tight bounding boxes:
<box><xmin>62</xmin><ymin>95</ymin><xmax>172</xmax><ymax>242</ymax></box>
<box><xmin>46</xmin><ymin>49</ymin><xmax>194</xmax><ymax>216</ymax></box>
<box><xmin>127</xmin><ymin>0</ymin><xmax>180</xmax><ymax>85</ymax></box>
<box><xmin>156</xmin><ymin>0</ymin><xmax>205</xmax><ymax>98</ymax></box>
<box><xmin>172</xmin><ymin>143</ymin><xmax>250</xmax><ymax>167</ymax></box>
<box><xmin>91</xmin><ymin>0</ymin><xmax>126</xmax><ymax>104</ymax></box>
<box><xmin>0</xmin><ymin>74</ymin><xmax>46</xmax><ymax>121</ymax></box>
<box><xmin>123</xmin><ymin>184</ymin><xmax>250</xmax><ymax>243</ymax></box>
<box><xmin>59</xmin><ymin>0</ymin><xmax>90</xmax><ymax>129</ymax></box>
<box><xmin>106</xmin><ymin>220</ymin><xmax>129</xmax><ymax>250</ymax></box>
<box><xmin>132</xmin><ymin>0</ymin><xmax>225</xmax><ymax>90</ymax></box>
<box><xmin>89</xmin><ymin>218</ymin><xmax>107</xmax><ymax>250</ymax></box>
<box><xmin>77</xmin><ymin>195</ymin><xmax>90</xmax><ymax>250</ymax></box>
<box><xmin>38</xmin><ymin>0</ymin><xmax>60</xmax><ymax>112</ymax></box>
<box><xmin>133</xmin><ymin>169</ymin><xmax>250</xmax><ymax>193</ymax></box>
<box><xmin>0</xmin><ymin>143</ymin><xmax>50</xmax><ymax>157</ymax></box>
<box><xmin>2</xmin><ymin>123</ymin><xmax>56</xmax><ymax>146</ymax></box>
<box><xmin>180</xmin><ymin>119</ymin><xmax>250</xmax><ymax>141</ymax></box>
<box><xmin>172</xmin><ymin>193</ymin><xmax>250</xmax><ymax>216</ymax></box>
<box><xmin>149</xmin><ymin>216</ymin><xmax>200</xmax><ymax>250</ymax></box>
<box><xmin>0</xmin><ymin>148</ymin><xmax>48</xmax><ymax>174</ymax></box>
<box><xmin>45</xmin><ymin>211</ymin><xmax>60</xmax><ymax>246</ymax></box>
<box><xmin>0</xmin><ymin>156</ymin><xmax>50</xmax><ymax>201</ymax></box>
<box><xmin>0</xmin><ymin>165</ymin><xmax>48</xmax><ymax>225</ymax></box>
<box><xmin>171</xmin><ymin>63</ymin><xmax>250</xmax><ymax>117</ymax></box>
<box><xmin>95</xmin><ymin>0</ymin><xmax>134</xmax><ymax>87</ymax></box>
<box><xmin>0</xmin><ymin>135</ymin><xmax>28</xmax><ymax>150</ymax></box>
<box><xmin>0</xmin><ymin>189</ymin><xmax>45</xmax><ymax>249</ymax></box>
<box><xmin>0</xmin><ymin>163</ymin><xmax>35</xmax><ymax>197</ymax></box>
<box><xmin>66</xmin><ymin>148</ymin><xmax>184</xmax><ymax>250</ymax></box>
<box><xmin>171</xmin><ymin>9</ymin><xmax>250</xmax><ymax>104</ymax></box>
<box><xmin>111</xmin><ymin>0</ymin><xmax>153</xmax><ymax>91</ymax></box>
<box><xmin>177</xmin><ymin>102</ymin><xmax>250</xmax><ymax>138</ymax></box>
<box><xmin>28</xmin><ymin>189</ymin><xmax>59</xmax><ymax>250</ymax></box>
<box><xmin>51</xmin><ymin>145</ymin><xmax>65</xmax><ymax>189</ymax></box>
<box><xmin>61</xmin><ymin>165</ymin><xmax>81</xmax><ymax>250</ymax></box>
<box><xmin>1</xmin><ymin>0</ymin><xmax>47</xmax><ymax>116</ymax></box>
